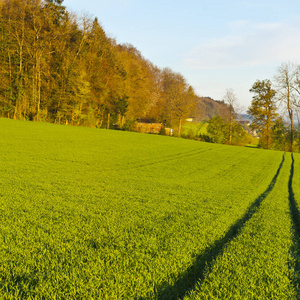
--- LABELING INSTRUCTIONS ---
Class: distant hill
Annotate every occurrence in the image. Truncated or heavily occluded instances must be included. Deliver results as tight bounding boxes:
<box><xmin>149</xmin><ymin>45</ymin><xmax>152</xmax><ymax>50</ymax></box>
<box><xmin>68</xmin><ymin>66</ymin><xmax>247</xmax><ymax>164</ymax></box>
<box><xmin>238</xmin><ymin>114</ymin><xmax>253</xmax><ymax>121</ymax></box>
<box><xmin>192</xmin><ymin>96</ymin><xmax>229</xmax><ymax>121</ymax></box>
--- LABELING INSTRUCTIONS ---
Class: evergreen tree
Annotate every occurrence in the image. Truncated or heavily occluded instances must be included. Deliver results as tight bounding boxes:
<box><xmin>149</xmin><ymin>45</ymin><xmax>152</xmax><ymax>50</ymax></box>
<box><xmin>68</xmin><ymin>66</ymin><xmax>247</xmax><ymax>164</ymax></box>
<box><xmin>248</xmin><ymin>80</ymin><xmax>277</xmax><ymax>149</ymax></box>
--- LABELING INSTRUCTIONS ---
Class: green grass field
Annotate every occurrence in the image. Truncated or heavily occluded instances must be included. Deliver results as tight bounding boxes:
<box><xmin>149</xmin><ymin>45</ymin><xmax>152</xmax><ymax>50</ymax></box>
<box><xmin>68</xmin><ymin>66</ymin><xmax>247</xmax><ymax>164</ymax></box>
<box><xmin>0</xmin><ymin>118</ymin><xmax>299</xmax><ymax>299</ymax></box>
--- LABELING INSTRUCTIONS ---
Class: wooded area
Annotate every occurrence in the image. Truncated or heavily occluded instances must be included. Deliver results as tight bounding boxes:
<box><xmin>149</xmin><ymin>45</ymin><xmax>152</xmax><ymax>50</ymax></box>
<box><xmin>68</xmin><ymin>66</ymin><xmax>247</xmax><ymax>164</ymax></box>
<box><xmin>1</xmin><ymin>0</ymin><xmax>300</xmax><ymax>151</ymax></box>
<box><xmin>0</xmin><ymin>0</ymin><xmax>228</xmax><ymax>134</ymax></box>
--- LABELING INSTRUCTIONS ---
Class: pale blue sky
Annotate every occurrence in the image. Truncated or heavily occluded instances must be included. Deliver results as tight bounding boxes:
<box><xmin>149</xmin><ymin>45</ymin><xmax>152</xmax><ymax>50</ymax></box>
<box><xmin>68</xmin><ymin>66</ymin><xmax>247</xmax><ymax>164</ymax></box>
<box><xmin>64</xmin><ymin>0</ymin><xmax>300</xmax><ymax>110</ymax></box>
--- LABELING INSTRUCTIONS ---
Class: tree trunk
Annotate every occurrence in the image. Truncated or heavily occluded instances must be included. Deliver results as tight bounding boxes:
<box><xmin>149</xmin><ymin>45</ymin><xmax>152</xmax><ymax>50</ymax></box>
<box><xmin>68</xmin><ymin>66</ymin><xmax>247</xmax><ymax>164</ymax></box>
<box><xmin>178</xmin><ymin>117</ymin><xmax>182</xmax><ymax>136</ymax></box>
<box><xmin>117</xmin><ymin>113</ymin><xmax>121</xmax><ymax>127</ymax></box>
<box><xmin>229</xmin><ymin>117</ymin><xmax>232</xmax><ymax>145</ymax></box>
<box><xmin>37</xmin><ymin>61</ymin><xmax>41</xmax><ymax>116</ymax></box>
<box><xmin>107</xmin><ymin>112</ymin><xmax>110</xmax><ymax>129</ymax></box>
<box><xmin>290</xmin><ymin>109</ymin><xmax>294</xmax><ymax>152</ymax></box>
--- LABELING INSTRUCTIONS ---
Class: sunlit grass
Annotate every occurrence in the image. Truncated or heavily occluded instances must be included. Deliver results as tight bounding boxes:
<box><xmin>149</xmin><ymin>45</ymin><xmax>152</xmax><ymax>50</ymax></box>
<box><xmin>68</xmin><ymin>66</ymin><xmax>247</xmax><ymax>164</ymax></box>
<box><xmin>0</xmin><ymin>118</ymin><xmax>293</xmax><ymax>298</ymax></box>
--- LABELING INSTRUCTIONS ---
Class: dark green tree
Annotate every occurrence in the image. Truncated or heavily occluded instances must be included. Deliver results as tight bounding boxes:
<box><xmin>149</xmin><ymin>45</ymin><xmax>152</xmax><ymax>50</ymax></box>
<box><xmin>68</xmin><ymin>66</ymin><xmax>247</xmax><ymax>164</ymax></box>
<box><xmin>207</xmin><ymin>116</ymin><xmax>227</xmax><ymax>144</ymax></box>
<box><xmin>271</xmin><ymin>117</ymin><xmax>289</xmax><ymax>151</ymax></box>
<box><xmin>44</xmin><ymin>0</ymin><xmax>66</xmax><ymax>25</ymax></box>
<box><xmin>207</xmin><ymin>116</ymin><xmax>249</xmax><ymax>146</ymax></box>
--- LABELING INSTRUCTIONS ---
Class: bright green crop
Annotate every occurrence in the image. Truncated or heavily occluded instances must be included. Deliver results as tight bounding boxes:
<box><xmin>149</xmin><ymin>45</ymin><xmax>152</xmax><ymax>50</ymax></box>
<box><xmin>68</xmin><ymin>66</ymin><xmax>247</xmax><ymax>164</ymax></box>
<box><xmin>0</xmin><ymin>118</ymin><xmax>297</xmax><ymax>299</ymax></box>
<box><xmin>186</xmin><ymin>154</ymin><xmax>296</xmax><ymax>299</ymax></box>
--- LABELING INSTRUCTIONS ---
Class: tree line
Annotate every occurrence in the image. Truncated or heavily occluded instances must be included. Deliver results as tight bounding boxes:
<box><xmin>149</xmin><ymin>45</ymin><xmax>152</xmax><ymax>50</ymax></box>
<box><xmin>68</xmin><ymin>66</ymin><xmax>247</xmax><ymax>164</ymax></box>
<box><xmin>203</xmin><ymin>63</ymin><xmax>300</xmax><ymax>152</ymax></box>
<box><xmin>247</xmin><ymin>62</ymin><xmax>300</xmax><ymax>152</ymax></box>
<box><xmin>0</xmin><ymin>0</ymin><xmax>200</xmax><ymax>134</ymax></box>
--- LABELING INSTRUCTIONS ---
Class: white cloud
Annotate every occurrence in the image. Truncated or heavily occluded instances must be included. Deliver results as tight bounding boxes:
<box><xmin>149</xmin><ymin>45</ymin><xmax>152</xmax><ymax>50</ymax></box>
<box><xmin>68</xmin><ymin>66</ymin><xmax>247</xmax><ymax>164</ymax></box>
<box><xmin>253</xmin><ymin>22</ymin><xmax>282</xmax><ymax>31</ymax></box>
<box><xmin>185</xmin><ymin>20</ymin><xmax>300</xmax><ymax>70</ymax></box>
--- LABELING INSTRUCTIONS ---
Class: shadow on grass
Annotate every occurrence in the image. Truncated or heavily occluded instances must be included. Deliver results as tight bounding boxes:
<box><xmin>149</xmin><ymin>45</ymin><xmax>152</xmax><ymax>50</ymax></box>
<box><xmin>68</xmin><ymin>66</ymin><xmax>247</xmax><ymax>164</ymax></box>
<box><xmin>288</xmin><ymin>153</ymin><xmax>300</xmax><ymax>297</ymax></box>
<box><xmin>152</xmin><ymin>154</ymin><xmax>285</xmax><ymax>300</ymax></box>
<box><xmin>245</xmin><ymin>145</ymin><xmax>258</xmax><ymax>149</ymax></box>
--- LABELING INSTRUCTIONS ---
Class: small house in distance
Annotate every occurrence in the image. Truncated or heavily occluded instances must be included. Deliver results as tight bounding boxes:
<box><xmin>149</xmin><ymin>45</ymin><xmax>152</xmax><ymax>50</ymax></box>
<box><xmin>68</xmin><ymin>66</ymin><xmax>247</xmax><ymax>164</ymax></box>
<box><xmin>238</xmin><ymin>119</ymin><xmax>251</xmax><ymax>126</ymax></box>
<box><xmin>237</xmin><ymin>115</ymin><xmax>258</xmax><ymax>137</ymax></box>
<box><xmin>237</xmin><ymin>114</ymin><xmax>252</xmax><ymax>127</ymax></box>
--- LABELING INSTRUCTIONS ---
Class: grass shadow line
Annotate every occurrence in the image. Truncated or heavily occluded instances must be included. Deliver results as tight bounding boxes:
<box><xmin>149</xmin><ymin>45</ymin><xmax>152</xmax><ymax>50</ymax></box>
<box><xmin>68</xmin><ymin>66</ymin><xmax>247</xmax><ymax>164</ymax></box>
<box><xmin>288</xmin><ymin>153</ymin><xmax>300</xmax><ymax>297</ymax></box>
<box><xmin>152</xmin><ymin>154</ymin><xmax>285</xmax><ymax>300</ymax></box>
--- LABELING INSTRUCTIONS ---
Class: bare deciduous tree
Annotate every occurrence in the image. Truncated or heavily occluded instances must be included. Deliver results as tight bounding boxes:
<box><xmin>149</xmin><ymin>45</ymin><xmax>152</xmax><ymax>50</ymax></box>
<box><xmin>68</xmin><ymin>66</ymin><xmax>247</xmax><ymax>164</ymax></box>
<box><xmin>223</xmin><ymin>88</ymin><xmax>239</xmax><ymax>145</ymax></box>
<box><xmin>274</xmin><ymin>62</ymin><xmax>299</xmax><ymax>152</ymax></box>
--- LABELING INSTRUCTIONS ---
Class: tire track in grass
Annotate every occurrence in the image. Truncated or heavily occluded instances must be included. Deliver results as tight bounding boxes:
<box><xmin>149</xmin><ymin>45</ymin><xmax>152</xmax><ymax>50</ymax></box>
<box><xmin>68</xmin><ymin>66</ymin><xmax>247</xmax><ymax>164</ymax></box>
<box><xmin>135</xmin><ymin>148</ymin><xmax>214</xmax><ymax>169</ymax></box>
<box><xmin>154</xmin><ymin>153</ymin><xmax>286</xmax><ymax>300</ymax></box>
<box><xmin>288</xmin><ymin>153</ymin><xmax>300</xmax><ymax>297</ymax></box>
<box><xmin>115</xmin><ymin>148</ymin><xmax>214</xmax><ymax>170</ymax></box>
<box><xmin>119</xmin><ymin>148</ymin><xmax>215</xmax><ymax>170</ymax></box>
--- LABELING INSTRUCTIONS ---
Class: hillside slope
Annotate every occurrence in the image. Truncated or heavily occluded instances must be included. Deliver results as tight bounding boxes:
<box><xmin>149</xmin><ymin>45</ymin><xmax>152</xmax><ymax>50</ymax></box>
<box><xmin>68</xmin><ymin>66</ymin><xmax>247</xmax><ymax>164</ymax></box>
<box><xmin>192</xmin><ymin>96</ymin><xmax>229</xmax><ymax>121</ymax></box>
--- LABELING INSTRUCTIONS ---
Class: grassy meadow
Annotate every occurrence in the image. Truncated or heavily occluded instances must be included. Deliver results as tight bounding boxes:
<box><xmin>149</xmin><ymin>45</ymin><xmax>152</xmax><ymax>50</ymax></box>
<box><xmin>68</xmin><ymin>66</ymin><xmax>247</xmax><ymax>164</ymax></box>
<box><xmin>0</xmin><ymin>118</ymin><xmax>299</xmax><ymax>299</ymax></box>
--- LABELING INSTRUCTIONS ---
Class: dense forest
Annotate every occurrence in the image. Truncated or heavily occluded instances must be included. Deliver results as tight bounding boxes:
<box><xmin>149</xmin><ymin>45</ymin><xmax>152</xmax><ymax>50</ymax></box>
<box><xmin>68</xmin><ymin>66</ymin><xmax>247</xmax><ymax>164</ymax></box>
<box><xmin>0</xmin><ymin>0</ymin><xmax>229</xmax><ymax>135</ymax></box>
